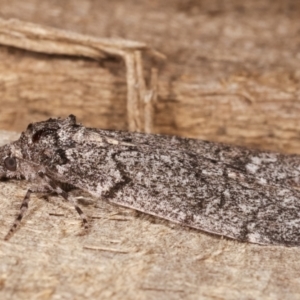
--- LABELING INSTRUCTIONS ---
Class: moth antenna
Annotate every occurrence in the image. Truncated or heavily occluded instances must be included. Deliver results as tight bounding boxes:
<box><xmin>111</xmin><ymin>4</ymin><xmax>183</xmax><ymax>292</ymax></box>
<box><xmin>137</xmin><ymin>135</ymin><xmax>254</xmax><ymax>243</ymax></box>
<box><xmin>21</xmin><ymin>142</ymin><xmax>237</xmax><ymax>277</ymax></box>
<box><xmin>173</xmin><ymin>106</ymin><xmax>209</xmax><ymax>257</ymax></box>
<box><xmin>4</xmin><ymin>189</ymin><xmax>32</xmax><ymax>240</ymax></box>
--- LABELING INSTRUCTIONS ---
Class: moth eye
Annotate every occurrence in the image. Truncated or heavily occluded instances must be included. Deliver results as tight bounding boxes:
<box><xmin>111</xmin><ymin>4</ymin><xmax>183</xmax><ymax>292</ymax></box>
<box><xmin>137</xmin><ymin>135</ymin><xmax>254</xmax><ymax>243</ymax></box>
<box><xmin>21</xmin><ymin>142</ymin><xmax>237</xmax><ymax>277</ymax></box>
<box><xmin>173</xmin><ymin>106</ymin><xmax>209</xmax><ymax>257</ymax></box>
<box><xmin>4</xmin><ymin>157</ymin><xmax>17</xmax><ymax>171</ymax></box>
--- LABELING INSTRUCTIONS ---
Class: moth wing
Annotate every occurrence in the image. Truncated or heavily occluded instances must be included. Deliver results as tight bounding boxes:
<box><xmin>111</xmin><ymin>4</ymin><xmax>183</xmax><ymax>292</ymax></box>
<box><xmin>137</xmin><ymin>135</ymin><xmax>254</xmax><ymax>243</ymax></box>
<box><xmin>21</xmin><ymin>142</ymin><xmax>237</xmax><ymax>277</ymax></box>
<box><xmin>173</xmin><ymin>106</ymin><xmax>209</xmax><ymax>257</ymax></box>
<box><xmin>53</xmin><ymin>136</ymin><xmax>300</xmax><ymax>246</ymax></box>
<box><xmin>83</xmin><ymin>128</ymin><xmax>300</xmax><ymax>189</ymax></box>
<box><xmin>110</xmin><ymin>147</ymin><xmax>300</xmax><ymax>246</ymax></box>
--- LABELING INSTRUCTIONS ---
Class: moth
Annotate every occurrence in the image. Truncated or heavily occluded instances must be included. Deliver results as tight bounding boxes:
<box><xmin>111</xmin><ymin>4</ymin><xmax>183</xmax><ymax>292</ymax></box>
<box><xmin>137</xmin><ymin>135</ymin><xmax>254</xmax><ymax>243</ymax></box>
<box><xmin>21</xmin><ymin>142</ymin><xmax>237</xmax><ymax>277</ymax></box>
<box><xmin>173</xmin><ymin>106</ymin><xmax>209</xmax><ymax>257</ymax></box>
<box><xmin>1</xmin><ymin>115</ymin><xmax>300</xmax><ymax>246</ymax></box>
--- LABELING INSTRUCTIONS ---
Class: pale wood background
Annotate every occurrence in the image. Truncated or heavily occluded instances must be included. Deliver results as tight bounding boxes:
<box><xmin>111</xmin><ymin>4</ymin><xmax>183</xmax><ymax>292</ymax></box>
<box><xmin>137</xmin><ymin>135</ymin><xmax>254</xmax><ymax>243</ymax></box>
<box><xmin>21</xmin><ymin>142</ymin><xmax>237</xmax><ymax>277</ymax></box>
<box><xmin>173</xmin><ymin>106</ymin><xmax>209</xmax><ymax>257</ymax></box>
<box><xmin>0</xmin><ymin>1</ymin><xmax>300</xmax><ymax>299</ymax></box>
<box><xmin>0</xmin><ymin>0</ymin><xmax>300</xmax><ymax>152</ymax></box>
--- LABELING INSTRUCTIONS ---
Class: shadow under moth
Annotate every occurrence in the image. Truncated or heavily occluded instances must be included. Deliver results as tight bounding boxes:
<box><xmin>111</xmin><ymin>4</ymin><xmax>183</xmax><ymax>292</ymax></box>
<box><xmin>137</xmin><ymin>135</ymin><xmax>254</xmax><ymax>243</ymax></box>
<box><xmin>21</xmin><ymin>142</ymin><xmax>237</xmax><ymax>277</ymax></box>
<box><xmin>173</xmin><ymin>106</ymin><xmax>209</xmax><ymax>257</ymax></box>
<box><xmin>1</xmin><ymin>115</ymin><xmax>300</xmax><ymax>246</ymax></box>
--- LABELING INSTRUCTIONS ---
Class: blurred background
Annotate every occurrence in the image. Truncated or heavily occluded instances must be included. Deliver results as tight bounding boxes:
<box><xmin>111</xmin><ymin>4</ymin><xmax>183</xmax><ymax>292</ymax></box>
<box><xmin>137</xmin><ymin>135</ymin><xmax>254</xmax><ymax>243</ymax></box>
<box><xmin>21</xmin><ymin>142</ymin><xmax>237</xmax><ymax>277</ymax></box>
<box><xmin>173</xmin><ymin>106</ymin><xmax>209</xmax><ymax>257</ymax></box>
<box><xmin>0</xmin><ymin>0</ymin><xmax>299</xmax><ymax>153</ymax></box>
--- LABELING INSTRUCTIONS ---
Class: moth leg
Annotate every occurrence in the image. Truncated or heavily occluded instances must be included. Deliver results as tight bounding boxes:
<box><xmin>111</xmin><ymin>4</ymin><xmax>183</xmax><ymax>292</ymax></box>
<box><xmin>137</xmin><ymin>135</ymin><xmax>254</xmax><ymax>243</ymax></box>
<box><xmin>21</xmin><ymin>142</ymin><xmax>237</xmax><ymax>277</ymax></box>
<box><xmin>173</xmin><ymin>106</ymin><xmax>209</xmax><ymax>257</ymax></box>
<box><xmin>37</xmin><ymin>169</ymin><xmax>88</xmax><ymax>230</ymax></box>
<box><xmin>48</xmin><ymin>179</ymin><xmax>89</xmax><ymax>230</ymax></box>
<box><xmin>4</xmin><ymin>189</ymin><xmax>32</xmax><ymax>240</ymax></box>
<box><xmin>59</xmin><ymin>190</ymin><xmax>89</xmax><ymax>230</ymax></box>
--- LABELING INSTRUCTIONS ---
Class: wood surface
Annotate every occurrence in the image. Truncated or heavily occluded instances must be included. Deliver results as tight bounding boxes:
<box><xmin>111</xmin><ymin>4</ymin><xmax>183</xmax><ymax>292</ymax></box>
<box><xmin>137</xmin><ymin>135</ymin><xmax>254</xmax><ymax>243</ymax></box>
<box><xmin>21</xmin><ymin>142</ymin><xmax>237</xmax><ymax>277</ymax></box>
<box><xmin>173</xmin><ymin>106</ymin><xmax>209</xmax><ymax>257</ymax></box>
<box><xmin>0</xmin><ymin>1</ymin><xmax>300</xmax><ymax>299</ymax></box>
<box><xmin>0</xmin><ymin>1</ymin><xmax>300</xmax><ymax>153</ymax></box>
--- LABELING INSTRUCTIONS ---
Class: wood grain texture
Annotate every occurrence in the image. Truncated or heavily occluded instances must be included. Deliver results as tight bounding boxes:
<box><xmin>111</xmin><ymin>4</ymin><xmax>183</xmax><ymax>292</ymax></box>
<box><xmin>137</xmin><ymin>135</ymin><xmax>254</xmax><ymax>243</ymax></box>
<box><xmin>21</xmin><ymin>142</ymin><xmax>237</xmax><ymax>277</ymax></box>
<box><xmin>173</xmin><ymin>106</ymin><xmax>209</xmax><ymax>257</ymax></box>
<box><xmin>0</xmin><ymin>0</ymin><xmax>299</xmax><ymax>152</ymax></box>
<box><xmin>149</xmin><ymin>3</ymin><xmax>300</xmax><ymax>153</ymax></box>
<box><xmin>0</xmin><ymin>17</ymin><xmax>161</xmax><ymax>133</ymax></box>
<box><xmin>0</xmin><ymin>46</ymin><xmax>128</xmax><ymax>132</ymax></box>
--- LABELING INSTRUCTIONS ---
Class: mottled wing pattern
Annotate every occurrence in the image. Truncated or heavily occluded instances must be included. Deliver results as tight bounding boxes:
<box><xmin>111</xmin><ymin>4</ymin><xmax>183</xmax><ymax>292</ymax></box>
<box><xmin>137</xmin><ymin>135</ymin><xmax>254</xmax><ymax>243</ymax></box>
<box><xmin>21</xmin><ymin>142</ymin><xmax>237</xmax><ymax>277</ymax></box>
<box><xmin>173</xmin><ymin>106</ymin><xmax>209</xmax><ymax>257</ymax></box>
<box><xmin>47</xmin><ymin>124</ymin><xmax>300</xmax><ymax>246</ymax></box>
<box><xmin>89</xmin><ymin>128</ymin><xmax>300</xmax><ymax>189</ymax></box>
